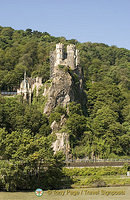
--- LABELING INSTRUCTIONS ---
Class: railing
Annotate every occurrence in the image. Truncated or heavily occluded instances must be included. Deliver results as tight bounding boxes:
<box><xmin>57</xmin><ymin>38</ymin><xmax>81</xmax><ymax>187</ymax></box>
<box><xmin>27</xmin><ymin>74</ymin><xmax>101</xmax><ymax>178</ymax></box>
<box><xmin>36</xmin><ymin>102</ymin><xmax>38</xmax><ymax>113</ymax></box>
<box><xmin>1</xmin><ymin>91</ymin><xmax>17</xmax><ymax>95</ymax></box>
<box><xmin>65</xmin><ymin>158</ymin><xmax>130</xmax><ymax>163</ymax></box>
<box><xmin>64</xmin><ymin>158</ymin><xmax>130</xmax><ymax>167</ymax></box>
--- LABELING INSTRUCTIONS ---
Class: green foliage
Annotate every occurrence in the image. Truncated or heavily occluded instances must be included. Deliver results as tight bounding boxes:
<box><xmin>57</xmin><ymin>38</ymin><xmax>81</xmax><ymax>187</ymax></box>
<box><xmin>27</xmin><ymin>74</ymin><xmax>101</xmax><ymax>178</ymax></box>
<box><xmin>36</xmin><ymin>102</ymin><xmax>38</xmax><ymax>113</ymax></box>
<box><xmin>0</xmin><ymin>128</ymin><xmax>67</xmax><ymax>191</ymax></box>
<box><xmin>123</xmin><ymin>163</ymin><xmax>130</xmax><ymax>171</ymax></box>
<box><xmin>65</xmin><ymin>102</ymin><xmax>87</xmax><ymax>147</ymax></box>
<box><xmin>79</xmin><ymin>175</ymin><xmax>106</xmax><ymax>187</ymax></box>
<box><xmin>68</xmin><ymin>102</ymin><xmax>83</xmax><ymax>116</ymax></box>
<box><xmin>0</xmin><ymin>26</ymin><xmax>61</xmax><ymax>90</ymax></box>
<box><xmin>55</xmin><ymin>105</ymin><xmax>67</xmax><ymax>115</ymax></box>
<box><xmin>72</xmin><ymin>73</ymin><xmax>80</xmax><ymax>86</ymax></box>
<box><xmin>66</xmin><ymin>113</ymin><xmax>86</xmax><ymax>147</ymax></box>
<box><xmin>63</xmin><ymin>166</ymin><xmax>127</xmax><ymax>177</ymax></box>
<box><xmin>49</xmin><ymin>105</ymin><xmax>67</xmax><ymax>124</ymax></box>
<box><xmin>0</xmin><ymin>97</ymin><xmax>51</xmax><ymax>135</ymax></box>
<box><xmin>49</xmin><ymin>112</ymin><xmax>61</xmax><ymax>124</ymax></box>
<box><xmin>58</xmin><ymin>64</ymin><xmax>65</xmax><ymax>69</ymax></box>
<box><xmin>0</xmin><ymin>26</ymin><xmax>130</xmax><ymax>191</ymax></box>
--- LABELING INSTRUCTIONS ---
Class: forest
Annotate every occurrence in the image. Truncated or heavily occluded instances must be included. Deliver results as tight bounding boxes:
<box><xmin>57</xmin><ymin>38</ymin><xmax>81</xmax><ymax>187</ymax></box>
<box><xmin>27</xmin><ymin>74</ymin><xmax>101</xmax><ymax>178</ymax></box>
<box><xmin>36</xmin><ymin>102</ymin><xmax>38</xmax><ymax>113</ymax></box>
<box><xmin>0</xmin><ymin>26</ymin><xmax>130</xmax><ymax>191</ymax></box>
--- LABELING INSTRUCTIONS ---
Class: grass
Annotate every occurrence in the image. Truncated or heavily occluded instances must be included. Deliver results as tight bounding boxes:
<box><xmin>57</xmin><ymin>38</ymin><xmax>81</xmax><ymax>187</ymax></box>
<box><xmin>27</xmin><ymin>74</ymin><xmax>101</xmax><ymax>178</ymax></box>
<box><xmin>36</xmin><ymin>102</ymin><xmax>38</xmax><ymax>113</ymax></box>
<box><xmin>62</xmin><ymin>166</ymin><xmax>130</xmax><ymax>187</ymax></box>
<box><xmin>71</xmin><ymin>175</ymin><xmax>130</xmax><ymax>187</ymax></box>
<box><xmin>0</xmin><ymin>186</ymin><xmax>130</xmax><ymax>200</ymax></box>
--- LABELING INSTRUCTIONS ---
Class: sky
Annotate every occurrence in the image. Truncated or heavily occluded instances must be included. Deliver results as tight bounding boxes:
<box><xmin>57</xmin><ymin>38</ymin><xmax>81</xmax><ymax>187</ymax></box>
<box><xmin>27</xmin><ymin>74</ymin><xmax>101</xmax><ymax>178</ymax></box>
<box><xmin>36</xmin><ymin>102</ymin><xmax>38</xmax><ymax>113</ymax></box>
<box><xmin>0</xmin><ymin>0</ymin><xmax>130</xmax><ymax>49</ymax></box>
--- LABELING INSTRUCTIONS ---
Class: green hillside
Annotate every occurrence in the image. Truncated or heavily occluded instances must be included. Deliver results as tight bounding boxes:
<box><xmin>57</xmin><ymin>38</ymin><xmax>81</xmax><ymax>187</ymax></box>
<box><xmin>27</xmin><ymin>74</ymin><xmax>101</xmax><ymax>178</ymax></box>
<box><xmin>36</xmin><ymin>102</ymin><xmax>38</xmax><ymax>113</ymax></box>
<box><xmin>0</xmin><ymin>26</ymin><xmax>130</xmax><ymax>191</ymax></box>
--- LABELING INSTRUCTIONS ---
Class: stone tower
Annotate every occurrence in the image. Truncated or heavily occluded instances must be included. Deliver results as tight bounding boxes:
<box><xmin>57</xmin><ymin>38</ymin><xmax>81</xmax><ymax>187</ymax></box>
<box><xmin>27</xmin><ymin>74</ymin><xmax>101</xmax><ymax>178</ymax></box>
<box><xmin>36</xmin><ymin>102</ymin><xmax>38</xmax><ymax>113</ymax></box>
<box><xmin>55</xmin><ymin>43</ymin><xmax>64</xmax><ymax>66</ymax></box>
<box><xmin>50</xmin><ymin>43</ymin><xmax>80</xmax><ymax>78</ymax></box>
<box><xmin>44</xmin><ymin>43</ymin><xmax>85</xmax><ymax>114</ymax></box>
<box><xmin>67</xmin><ymin>44</ymin><xmax>76</xmax><ymax>69</ymax></box>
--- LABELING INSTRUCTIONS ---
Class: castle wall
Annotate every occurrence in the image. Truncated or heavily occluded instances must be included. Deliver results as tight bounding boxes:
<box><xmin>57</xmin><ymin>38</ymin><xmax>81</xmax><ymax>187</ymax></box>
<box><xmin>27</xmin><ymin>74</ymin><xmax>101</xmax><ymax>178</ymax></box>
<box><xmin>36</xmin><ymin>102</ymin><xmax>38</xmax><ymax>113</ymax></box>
<box><xmin>55</xmin><ymin>43</ymin><xmax>64</xmax><ymax>66</ymax></box>
<box><xmin>67</xmin><ymin>44</ymin><xmax>76</xmax><ymax>69</ymax></box>
<box><xmin>17</xmin><ymin>75</ymin><xmax>43</xmax><ymax>103</ymax></box>
<box><xmin>50</xmin><ymin>43</ymin><xmax>79</xmax><ymax>73</ymax></box>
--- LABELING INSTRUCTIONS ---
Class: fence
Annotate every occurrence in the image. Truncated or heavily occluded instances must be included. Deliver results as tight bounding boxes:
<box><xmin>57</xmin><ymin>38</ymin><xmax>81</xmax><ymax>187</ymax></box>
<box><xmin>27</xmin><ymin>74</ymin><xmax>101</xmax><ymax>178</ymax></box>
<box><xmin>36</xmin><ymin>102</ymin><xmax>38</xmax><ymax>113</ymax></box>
<box><xmin>1</xmin><ymin>91</ymin><xmax>17</xmax><ymax>95</ymax></box>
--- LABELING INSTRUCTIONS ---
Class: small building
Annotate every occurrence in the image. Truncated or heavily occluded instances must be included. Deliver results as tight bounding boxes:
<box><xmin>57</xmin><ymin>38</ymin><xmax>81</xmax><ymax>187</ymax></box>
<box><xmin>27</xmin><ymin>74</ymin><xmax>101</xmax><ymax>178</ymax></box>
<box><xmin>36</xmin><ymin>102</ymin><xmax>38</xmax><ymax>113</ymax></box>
<box><xmin>17</xmin><ymin>72</ymin><xmax>43</xmax><ymax>103</ymax></box>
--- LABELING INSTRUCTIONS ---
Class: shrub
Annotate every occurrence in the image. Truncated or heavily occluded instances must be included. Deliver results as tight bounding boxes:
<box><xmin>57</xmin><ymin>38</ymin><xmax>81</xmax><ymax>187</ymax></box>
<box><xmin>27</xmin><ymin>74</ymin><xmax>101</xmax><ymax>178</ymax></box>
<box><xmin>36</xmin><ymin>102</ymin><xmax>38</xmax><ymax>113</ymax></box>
<box><xmin>79</xmin><ymin>175</ymin><xmax>106</xmax><ymax>187</ymax></box>
<box><xmin>49</xmin><ymin>112</ymin><xmax>61</xmax><ymax>124</ymax></box>
<box><xmin>58</xmin><ymin>65</ymin><xmax>65</xmax><ymax>69</ymax></box>
<box><xmin>63</xmin><ymin>166</ymin><xmax>127</xmax><ymax>177</ymax></box>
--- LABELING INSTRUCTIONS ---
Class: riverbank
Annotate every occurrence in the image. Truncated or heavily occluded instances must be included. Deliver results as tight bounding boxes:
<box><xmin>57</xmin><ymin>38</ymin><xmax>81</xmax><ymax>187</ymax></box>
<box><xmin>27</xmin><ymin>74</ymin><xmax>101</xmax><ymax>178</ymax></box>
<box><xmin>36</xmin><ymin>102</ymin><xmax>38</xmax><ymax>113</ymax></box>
<box><xmin>0</xmin><ymin>186</ymin><xmax>130</xmax><ymax>200</ymax></box>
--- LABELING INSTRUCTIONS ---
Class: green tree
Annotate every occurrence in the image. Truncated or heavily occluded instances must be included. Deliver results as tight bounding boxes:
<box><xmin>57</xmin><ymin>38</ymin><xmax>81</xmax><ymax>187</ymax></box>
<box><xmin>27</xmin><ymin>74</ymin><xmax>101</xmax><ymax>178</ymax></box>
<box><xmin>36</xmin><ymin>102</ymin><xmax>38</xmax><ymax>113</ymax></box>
<box><xmin>66</xmin><ymin>113</ymin><xmax>86</xmax><ymax>146</ymax></box>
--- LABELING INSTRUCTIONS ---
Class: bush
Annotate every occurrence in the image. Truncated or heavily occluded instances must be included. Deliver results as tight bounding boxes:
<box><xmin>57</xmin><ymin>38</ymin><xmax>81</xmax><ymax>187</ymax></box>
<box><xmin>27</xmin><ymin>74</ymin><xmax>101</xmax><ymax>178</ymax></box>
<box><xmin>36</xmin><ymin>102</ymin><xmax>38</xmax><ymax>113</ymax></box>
<box><xmin>49</xmin><ymin>112</ymin><xmax>61</xmax><ymax>124</ymax></box>
<box><xmin>58</xmin><ymin>65</ymin><xmax>65</xmax><ymax>69</ymax></box>
<box><xmin>79</xmin><ymin>175</ymin><xmax>106</xmax><ymax>187</ymax></box>
<box><xmin>63</xmin><ymin>166</ymin><xmax>127</xmax><ymax>177</ymax></box>
<box><xmin>49</xmin><ymin>106</ymin><xmax>67</xmax><ymax>124</ymax></box>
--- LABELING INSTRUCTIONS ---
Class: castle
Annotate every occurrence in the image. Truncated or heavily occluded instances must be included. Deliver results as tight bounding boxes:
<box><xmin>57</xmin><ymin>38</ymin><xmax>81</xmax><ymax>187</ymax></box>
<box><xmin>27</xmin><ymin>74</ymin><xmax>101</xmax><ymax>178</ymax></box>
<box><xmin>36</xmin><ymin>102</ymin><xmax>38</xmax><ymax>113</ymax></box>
<box><xmin>50</xmin><ymin>43</ymin><xmax>80</xmax><ymax>78</ymax></box>
<box><xmin>17</xmin><ymin>43</ymin><xmax>80</xmax><ymax>104</ymax></box>
<box><xmin>17</xmin><ymin>43</ymin><xmax>83</xmax><ymax>155</ymax></box>
<box><xmin>43</xmin><ymin>43</ymin><xmax>83</xmax><ymax>114</ymax></box>
<box><xmin>17</xmin><ymin>72</ymin><xmax>43</xmax><ymax>103</ymax></box>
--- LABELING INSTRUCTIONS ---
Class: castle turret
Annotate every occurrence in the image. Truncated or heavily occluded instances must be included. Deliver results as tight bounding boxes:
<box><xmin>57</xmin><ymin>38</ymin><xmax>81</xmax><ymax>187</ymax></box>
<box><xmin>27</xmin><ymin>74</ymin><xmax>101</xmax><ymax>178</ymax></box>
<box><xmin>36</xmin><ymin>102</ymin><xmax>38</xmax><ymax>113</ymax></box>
<box><xmin>67</xmin><ymin>44</ymin><xmax>76</xmax><ymax>69</ymax></box>
<box><xmin>55</xmin><ymin>43</ymin><xmax>64</xmax><ymax>66</ymax></box>
<box><xmin>50</xmin><ymin>43</ymin><xmax>80</xmax><ymax>78</ymax></box>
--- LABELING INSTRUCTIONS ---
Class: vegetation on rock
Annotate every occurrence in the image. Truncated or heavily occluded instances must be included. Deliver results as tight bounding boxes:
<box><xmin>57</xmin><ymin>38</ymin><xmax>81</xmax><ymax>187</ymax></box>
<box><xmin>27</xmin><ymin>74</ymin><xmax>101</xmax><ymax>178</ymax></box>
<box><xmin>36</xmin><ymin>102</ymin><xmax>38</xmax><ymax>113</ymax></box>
<box><xmin>0</xmin><ymin>26</ymin><xmax>130</xmax><ymax>191</ymax></box>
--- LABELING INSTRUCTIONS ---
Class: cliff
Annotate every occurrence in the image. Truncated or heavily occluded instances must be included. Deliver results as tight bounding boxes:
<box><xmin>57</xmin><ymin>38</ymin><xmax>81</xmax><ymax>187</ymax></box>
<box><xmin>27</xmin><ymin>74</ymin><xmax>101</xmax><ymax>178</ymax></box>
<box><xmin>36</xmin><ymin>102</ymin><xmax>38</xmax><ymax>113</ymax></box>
<box><xmin>43</xmin><ymin>43</ymin><xmax>86</xmax><ymax>115</ymax></box>
<box><xmin>42</xmin><ymin>43</ymin><xmax>86</xmax><ymax>154</ymax></box>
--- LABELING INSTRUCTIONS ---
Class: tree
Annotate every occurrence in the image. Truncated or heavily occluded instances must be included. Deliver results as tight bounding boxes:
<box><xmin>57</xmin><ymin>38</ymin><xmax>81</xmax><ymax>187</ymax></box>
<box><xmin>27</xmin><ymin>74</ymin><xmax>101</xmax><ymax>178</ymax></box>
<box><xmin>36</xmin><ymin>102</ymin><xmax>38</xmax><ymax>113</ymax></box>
<box><xmin>66</xmin><ymin>113</ymin><xmax>86</xmax><ymax>146</ymax></box>
<box><xmin>0</xmin><ymin>128</ymin><xmax>65</xmax><ymax>191</ymax></box>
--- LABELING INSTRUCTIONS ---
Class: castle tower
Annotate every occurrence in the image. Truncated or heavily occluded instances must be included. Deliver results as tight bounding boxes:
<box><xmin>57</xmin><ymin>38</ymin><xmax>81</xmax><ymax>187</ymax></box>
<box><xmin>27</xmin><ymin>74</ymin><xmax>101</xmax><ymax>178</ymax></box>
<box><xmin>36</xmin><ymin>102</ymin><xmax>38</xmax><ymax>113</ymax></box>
<box><xmin>67</xmin><ymin>44</ymin><xmax>76</xmax><ymax>69</ymax></box>
<box><xmin>54</xmin><ymin>43</ymin><xmax>64</xmax><ymax>66</ymax></box>
<box><xmin>50</xmin><ymin>43</ymin><xmax>80</xmax><ymax>78</ymax></box>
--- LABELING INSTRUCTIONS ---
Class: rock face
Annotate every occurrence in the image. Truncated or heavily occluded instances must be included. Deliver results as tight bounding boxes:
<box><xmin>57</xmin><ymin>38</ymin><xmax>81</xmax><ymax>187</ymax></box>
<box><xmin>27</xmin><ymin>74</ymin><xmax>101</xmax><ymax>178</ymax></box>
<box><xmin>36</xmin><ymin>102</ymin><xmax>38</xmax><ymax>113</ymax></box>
<box><xmin>52</xmin><ymin>132</ymin><xmax>70</xmax><ymax>154</ymax></box>
<box><xmin>43</xmin><ymin>43</ymin><xmax>85</xmax><ymax>115</ymax></box>
<box><xmin>43</xmin><ymin>69</ymin><xmax>73</xmax><ymax>114</ymax></box>
<box><xmin>43</xmin><ymin>43</ymin><xmax>86</xmax><ymax>154</ymax></box>
<box><xmin>50</xmin><ymin>116</ymin><xmax>70</xmax><ymax>154</ymax></box>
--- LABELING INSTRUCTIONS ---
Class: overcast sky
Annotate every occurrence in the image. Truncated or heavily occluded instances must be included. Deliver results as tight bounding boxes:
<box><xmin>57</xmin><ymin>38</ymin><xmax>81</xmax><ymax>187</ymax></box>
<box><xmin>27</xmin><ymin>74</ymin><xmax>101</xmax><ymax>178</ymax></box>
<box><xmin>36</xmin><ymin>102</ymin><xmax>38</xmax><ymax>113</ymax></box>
<box><xmin>0</xmin><ymin>0</ymin><xmax>130</xmax><ymax>49</ymax></box>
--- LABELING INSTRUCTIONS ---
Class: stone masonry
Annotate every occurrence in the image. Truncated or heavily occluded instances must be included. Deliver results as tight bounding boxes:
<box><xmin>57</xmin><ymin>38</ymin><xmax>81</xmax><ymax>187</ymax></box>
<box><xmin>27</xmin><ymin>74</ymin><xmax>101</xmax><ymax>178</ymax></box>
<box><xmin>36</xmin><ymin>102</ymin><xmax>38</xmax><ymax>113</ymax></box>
<box><xmin>17</xmin><ymin>72</ymin><xmax>43</xmax><ymax>103</ymax></box>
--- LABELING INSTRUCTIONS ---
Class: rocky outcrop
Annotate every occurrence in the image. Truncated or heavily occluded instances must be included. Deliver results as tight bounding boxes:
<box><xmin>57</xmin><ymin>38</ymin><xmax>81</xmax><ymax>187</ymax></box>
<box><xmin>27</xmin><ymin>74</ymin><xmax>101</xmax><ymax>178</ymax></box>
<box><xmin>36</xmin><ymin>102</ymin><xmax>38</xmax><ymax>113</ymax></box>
<box><xmin>52</xmin><ymin>132</ymin><xmax>70</xmax><ymax>154</ymax></box>
<box><xmin>43</xmin><ymin>66</ymin><xmax>85</xmax><ymax>115</ymax></box>
<box><xmin>50</xmin><ymin>115</ymin><xmax>70</xmax><ymax>154</ymax></box>
<box><xmin>43</xmin><ymin>43</ymin><xmax>86</xmax><ymax>115</ymax></box>
<box><xmin>42</xmin><ymin>43</ymin><xmax>86</xmax><ymax>154</ymax></box>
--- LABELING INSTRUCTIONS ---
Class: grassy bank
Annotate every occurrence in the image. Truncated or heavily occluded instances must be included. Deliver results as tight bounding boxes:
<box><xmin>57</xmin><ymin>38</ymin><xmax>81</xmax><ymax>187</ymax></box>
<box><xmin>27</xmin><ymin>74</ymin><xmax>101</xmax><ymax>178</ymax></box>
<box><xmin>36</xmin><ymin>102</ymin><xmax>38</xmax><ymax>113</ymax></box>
<box><xmin>62</xmin><ymin>166</ymin><xmax>130</xmax><ymax>188</ymax></box>
<box><xmin>0</xmin><ymin>186</ymin><xmax>130</xmax><ymax>200</ymax></box>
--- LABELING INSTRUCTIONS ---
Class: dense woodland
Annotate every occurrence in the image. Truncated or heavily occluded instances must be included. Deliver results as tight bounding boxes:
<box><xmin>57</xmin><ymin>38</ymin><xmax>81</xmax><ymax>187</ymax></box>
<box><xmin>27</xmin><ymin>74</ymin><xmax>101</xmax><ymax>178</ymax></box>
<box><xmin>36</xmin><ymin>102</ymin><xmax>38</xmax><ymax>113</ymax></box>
<box><xmin>0</xmin><ymin>26</ymin><xmax>130</xmax><ymax>191</ymax></box>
